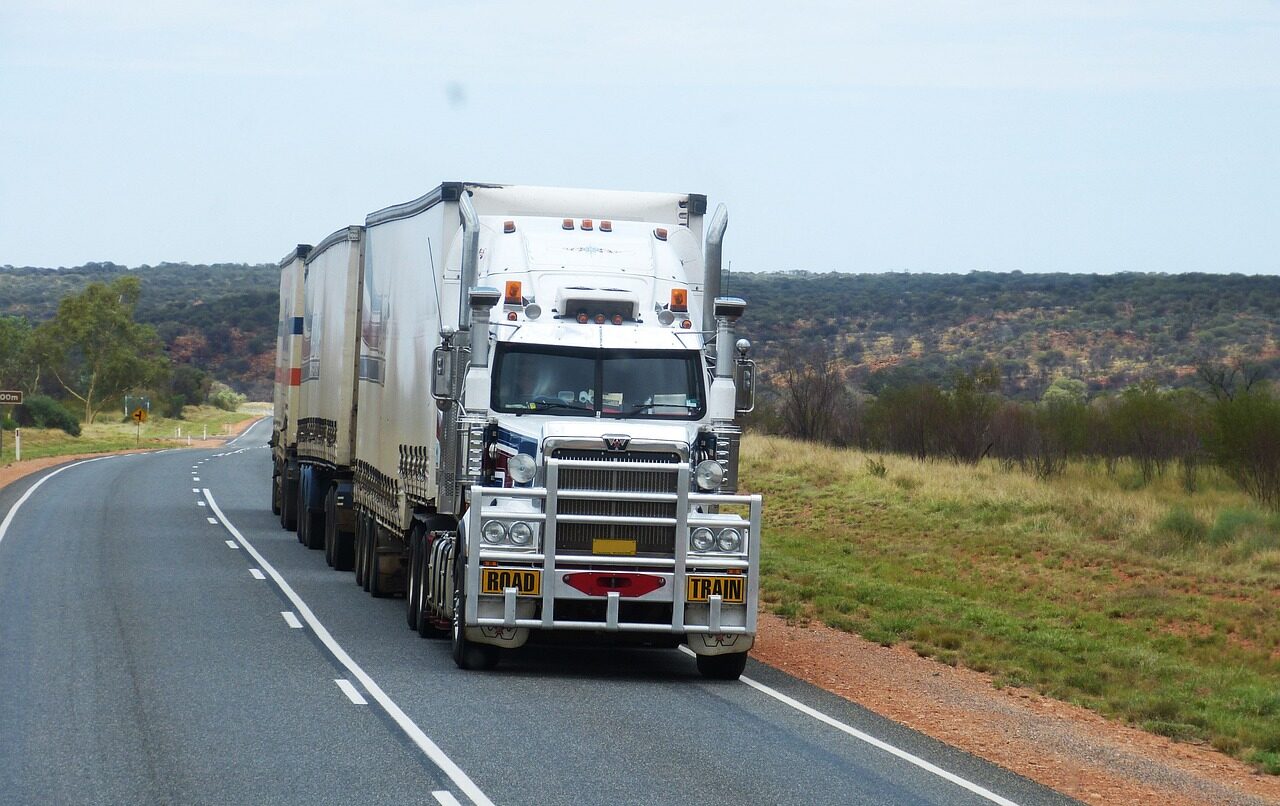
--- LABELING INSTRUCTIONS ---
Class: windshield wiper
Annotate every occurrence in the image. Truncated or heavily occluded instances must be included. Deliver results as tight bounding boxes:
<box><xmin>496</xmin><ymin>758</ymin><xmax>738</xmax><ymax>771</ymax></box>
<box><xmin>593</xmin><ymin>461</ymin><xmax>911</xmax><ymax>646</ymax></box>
<box><xmin>527</xmin><ymin>399</ymin><xmax>592</xmax><ymax>412</ymax></box>
<box><xmin>620</xmin><ymin>402</ymin><xmax>699</xmax><ymax>416</ymax></box>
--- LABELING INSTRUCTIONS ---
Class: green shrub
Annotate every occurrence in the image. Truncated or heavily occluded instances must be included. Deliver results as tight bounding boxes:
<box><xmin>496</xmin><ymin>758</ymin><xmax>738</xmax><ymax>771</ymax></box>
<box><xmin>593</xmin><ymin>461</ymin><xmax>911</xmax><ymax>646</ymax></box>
<box><xmin>15</xmin><ymin>395</ymin><xmax>81</xmax><ymax>436</ymax></box>
<box><xmin>208</xmin><ymin>381</ymin><xmax>245</xmax><ymax>412</ymax></box>
<box><xmin>1157</xmin><ymin>506</ymin><xmax>1208</xmax><ymax>545</ymax></box>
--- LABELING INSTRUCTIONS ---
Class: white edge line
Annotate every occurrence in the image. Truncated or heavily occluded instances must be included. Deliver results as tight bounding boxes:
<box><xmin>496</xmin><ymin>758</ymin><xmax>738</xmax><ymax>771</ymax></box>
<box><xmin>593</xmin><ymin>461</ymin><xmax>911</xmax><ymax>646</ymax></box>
<box><xmin>281</xmin><ymin>611</ymin><xmax>303</xmax><ymax>629</ymax></box>
<box><xmin>0</xmin><ymin>456</ymin><xmax>116</xmax><ymax>548</ymax></box>
<box><xmin>714</xmin><ymin>653</ymin><xmax>1021</xmax><ymax>806</ymax></box>
<box><xmin>433</xmin><ymin>791</ymin><xmax>464</xmax><ymax>806</ymax></box>
<box><xmin>203</xmin><ymin>488</ymin><xmax>494</xmax><ymax>806</ymax></box>
<box><xmin>335</xmin><ymin>678</ymin><xmax>368</xmax><ymax>705</ymax></box>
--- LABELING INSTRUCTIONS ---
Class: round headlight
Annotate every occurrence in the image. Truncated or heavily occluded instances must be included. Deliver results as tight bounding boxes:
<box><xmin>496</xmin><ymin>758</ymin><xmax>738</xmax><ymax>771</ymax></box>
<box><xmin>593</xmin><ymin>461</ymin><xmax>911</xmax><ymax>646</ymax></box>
<box><xmin>716</xmin><ymin>528</ymin><xmax>742</xmax><ymax>552</ymax></box>
<box><xmin>508</xmin><ymin>453</ymin><xmax>536</xmax><ymax>484</ymax></box>
<box><xmin>694</xmin><ymin>460</ymin><xmax>725</xmax><ymax>491</ymax></box>
<box><xmin>690</xmin><ymin>527</ymin><xmax>715</xmax><ymax>551</ymax></box>
<box><xmin>481</xmin><ymin>520</ymin><xmax>507</xmax><ymax>544</ymax></box>
<box><xmin>509</xmin><ymin>521</ymin><xmax>533</xmax><ymax>546</ymax></box>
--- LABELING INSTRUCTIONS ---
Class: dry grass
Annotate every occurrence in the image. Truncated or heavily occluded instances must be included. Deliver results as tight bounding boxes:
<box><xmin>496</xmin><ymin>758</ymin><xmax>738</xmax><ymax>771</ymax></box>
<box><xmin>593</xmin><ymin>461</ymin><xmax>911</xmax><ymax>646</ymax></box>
<box><xmin>0</xmin><ymin>404</ymin><xmax>262</xmax><ymax>464</ymax></box>
<box><xmin>741</xmin><ymin>434</ymin><xmax>1280</xmax><ymax>772</ymax></box>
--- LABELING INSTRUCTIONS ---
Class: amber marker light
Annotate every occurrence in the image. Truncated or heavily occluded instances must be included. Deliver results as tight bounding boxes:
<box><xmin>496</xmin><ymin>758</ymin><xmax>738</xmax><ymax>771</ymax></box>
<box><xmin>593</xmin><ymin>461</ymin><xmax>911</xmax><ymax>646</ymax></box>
<box><xmin>600</xmin><ymin>220</ymin><xmax>612</xmax><ymax>232</ymax></box>
<box><xmin>581</xmin><ymin>219</ymin><xmax>593</xmax><ymax>230</ymax></box>
<box><xmin>503</xmin><ymin>220</ymin><xmax>516</xmax><ymax>233</ymax></box>
<box><xmin>681</xmin><ymin>319</ymin><xmax>692</xmax><ymax>329</ymax></box>
<box><xmin>670</xmin><ymin>288</ymin><xmax>688</xmax><ymax>312</ymax></box>
<box><xmin>595</xmin><ymin>313</ymin><xmax>606</xmax><ymax>324</ymax></box>
<box><xmin>562</xmin><ymin>218</ymin><xmax>574</xmax><ymax>230</ymax></box>
<box><xmin>506</xmin><ymin>311</ymin><xmax>517</xmax><ymax>321</ymax></box>
<box><xmin>653</xmin><ymin>227</ymin><xmax>668</xmax><ymax>241</ymax></box>
<box><xmin>504</xmin><ymin>281</ymin><xmax>522</xmax><ymax>305</ymax></box>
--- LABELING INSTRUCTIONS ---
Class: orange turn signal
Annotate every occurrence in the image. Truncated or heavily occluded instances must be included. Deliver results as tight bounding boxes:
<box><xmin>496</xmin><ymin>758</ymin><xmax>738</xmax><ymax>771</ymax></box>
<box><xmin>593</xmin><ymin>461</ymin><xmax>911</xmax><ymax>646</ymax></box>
<box><xmin>670</xmin><ymin>288</ymin><xmax>688</xmax><ymax>312</ymax></box>
<box><xmin>504</xmin><ymin>281</ymin><xmax>522</xmax><ymax>305</ymax></box>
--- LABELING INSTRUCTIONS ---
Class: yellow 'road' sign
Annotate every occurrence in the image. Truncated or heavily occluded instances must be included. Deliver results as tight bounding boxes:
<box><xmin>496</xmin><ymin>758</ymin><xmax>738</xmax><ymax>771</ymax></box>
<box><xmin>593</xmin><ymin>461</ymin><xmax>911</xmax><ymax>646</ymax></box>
<box><xmin>132</xmin><ymin>407</ymin><xmax>148</xmax><ymax>423</ymax></box>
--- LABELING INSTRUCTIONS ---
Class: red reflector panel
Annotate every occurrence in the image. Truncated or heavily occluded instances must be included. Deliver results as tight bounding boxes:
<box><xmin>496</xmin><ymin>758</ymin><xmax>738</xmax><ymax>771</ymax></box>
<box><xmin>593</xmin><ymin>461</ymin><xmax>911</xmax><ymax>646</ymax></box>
<box><xmin>289</xmin><ymin>367</ymin><xmax>302</xmax><ymax>386</ymax></box>
<box><xmin>563</xmin><ymin>572</ymin><xmax>664</xmax><ymax>598</ymax></box>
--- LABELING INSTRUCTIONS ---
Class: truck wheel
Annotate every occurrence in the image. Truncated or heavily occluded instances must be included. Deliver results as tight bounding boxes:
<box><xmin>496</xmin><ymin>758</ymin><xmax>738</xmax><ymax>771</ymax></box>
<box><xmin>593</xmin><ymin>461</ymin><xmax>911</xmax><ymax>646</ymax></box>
<box><xmin>405</xmin><ymin>525</ymin><xmax>422</xmax><ymax>630</ymax></box>
<box><xmin>695</xmin><ymin>651</ymin><xmax>748</xmax><ymax>681</ymax></box>
<box><xmin>451</xmin><ymin>552</ymin><xmax>499</xmax><ymax>670</ymax></box>
<box><xmin>281</xmin><ymin>472</ymin><xmax>298</xmax><ymax>531</ymax></box>
<box><xmin>271</xmin><ymin>470</ymin><xmax>282</xmax><ymax>516</ymax></box>
<box><xmin>323</xmin><ymin>487</ymin><xmax>337</xmax><ymax>568</ymax></box>
<box><xmin>303</xmin><ymin>490</ymin><xmax>325</xmax><ymax>551</ymax></box>
<box><xmin>368</xmin><ymin>523</ymin><xmax>389</xmax><ymax>598</ymax></box>
<box><xmin>354</xmin><ymin>513</ymin><xmax>367</xmax><ymax>588</ymax></box>
<box><xmin>295</xmin><ymin>478</ymin><xmax>307</xmax><ymax>543</ymax></box>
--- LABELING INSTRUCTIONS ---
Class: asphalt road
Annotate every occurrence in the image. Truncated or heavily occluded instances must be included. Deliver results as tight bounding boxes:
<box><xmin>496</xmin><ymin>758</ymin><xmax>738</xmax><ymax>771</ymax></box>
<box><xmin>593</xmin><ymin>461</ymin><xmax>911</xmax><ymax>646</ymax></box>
<box><xmin>0</xmin><ymin>420</ymin><xmax>1078</xmax><ymax>806</ymax></box>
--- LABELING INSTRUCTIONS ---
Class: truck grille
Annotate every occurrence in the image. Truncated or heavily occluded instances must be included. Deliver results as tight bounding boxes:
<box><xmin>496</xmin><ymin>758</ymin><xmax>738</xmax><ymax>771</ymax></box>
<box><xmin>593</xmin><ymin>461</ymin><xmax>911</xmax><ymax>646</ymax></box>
<box><xmin>551</xmin><ymin>449</ymin><xmax>680</xmax><ymax>556</ymax></box>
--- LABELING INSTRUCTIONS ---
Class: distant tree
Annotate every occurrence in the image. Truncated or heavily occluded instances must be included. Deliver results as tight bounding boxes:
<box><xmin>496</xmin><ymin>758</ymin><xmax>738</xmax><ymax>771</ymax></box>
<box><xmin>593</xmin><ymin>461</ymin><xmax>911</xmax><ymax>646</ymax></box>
<box><xmin>944</xmin><ymin>363</ymin><xmax>1002</xmax><ymax>463</ymax></box>
<box><xmin>778</xmin><ymin>349</ymin><xmax>856</xmax><ymax>444</ymax></box>
<box><xmin>32</xmin><ymin>276</ymin><xmax>170</xmax><ymax>423</ymax></box>
<box><xmin>0</xmin><ymin>315</ymin><xmax>34</xmax><ymax>391</ymax></box>
<box><xmin>1206</xmin><ymin>386</ymin><xmax>1280</xmax><ymax>509</ymax></box>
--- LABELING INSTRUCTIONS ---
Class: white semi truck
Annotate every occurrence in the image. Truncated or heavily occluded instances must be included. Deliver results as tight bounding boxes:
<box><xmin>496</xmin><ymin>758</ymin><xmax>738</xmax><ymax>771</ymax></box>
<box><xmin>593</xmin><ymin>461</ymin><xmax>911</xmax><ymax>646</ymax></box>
<box><xmin>272</xmin><ymin>182</ymin><xmax>761</xmax><ymax>678</ymax></box>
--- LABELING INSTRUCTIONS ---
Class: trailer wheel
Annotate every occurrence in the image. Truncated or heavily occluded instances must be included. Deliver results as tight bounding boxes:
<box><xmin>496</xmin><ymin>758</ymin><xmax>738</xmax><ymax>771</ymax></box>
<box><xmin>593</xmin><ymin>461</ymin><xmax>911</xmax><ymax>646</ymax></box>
<box><xmin>451</xmin><ymin>552</ymin><xmax>499</xmax><ymax>670</ymax></box>
<box><xmin>695</xmin><ymin>651</ymin><xmax>748</xmax><ymax>681</ymax></box>
<box><xmin>295</xmin><ymin>477</ymin><xmax>307</xmax><ymax>543</ymax></box>
<box><xmin>280</xmin><ymin>471</ymin><xmax>298</xmax><ymax>531</ymax></box>
<box><xmin>405</xmin><ymin>524</ymin><xmax>422</xmax><ymax>630</ymax></box>
<box><xmin>271</xmin><ymin>470</ymin><xmax>282</xmax><ymax>516</ymax></box>
<box><xmin>302</xmin><ymin>488</ymin><xmax>325</xmax><ymax>551</ymax></box>
<box><xmin>323</xmin><ymin>487</ymin><xmax>337</xmax><ymax>568</ymax></box>
<box><xmin>368</xmin><ymin>522</ymin><xmax>389</xmax><ymax>598</ymax></box>
<box><xmin>354</xmin><ymin>513</ymin><xmax>367</xmax><ymax>588</ymax></box>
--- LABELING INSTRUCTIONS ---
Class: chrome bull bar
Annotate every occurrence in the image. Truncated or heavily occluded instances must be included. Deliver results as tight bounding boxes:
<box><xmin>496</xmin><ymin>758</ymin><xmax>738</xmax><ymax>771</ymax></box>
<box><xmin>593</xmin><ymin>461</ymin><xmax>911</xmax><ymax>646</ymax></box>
<box><xmin>464</xmin><ymin>457</ymin><xmax>762</xmax><ymax>635</ymax></box>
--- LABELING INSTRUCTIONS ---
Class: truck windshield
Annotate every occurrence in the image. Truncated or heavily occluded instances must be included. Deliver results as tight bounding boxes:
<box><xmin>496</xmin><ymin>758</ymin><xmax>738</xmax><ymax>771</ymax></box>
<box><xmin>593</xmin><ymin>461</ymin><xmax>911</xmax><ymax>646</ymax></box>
<box><xmin>492</xmin><ymin>344</ymin><xmax>706</xmax><ymax>420</ymax></box>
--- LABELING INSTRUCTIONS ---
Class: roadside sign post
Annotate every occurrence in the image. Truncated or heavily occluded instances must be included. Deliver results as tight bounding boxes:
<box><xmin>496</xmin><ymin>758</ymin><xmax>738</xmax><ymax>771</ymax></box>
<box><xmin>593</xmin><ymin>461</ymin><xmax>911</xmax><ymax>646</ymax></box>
<box><xmin>131</xmin><ymin>406</ymin><xmax>148</xmax><ymax>446</ymax></box>
<box><xmin>1</xmin><ymin>391</ymin><xmax>23</xmax><ymax>462</ymax></box>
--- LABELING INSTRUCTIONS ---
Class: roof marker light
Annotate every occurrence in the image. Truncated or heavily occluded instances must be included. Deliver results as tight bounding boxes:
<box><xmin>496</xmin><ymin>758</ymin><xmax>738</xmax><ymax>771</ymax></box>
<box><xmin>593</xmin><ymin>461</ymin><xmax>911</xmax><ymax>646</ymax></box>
<box><xmin>581</xmin><ymin>219</ymin><xmax>593</xmax><ymax>231</ymax></box>
<box><xmin>577</xmin><ymin>311</ymin><xmax>589</xmax><ymax>324</ymax></box>
<box><xmin>595</xmin><ymin>313</ymin><xmax>606</xmax><ymax>324</ymax></box>
<box><xmin>653</xmin><ymin>227</ymin><xmax>668</xmax><ymax>241</ymax></box>
<box><xmin>612</xmin><ymin>314</ymin><xmax>623</xmax><ymax>325</ymax></box>
<box><xmin>562</xmin><ymin>218</ymin><xmax>574</xmax><ymax>230</ymax></box>
<box><xmin>600</xmin><ymin>220</ymin><xmax>612</xmax><ymax>232</ymax></box>
<box><xmin>503</xmin><ymin>220</ymin><xmax>516</xmax><ymax>233</ymax></box>
<box><xmin>504</xmin><ymin>281</ymin><xmax>522</xmax><ymax>305</ymax></box>
<box><xmin>670</xmin><ymin>288</ymin><xmax>688</xmax><ymax>312</ymax></box>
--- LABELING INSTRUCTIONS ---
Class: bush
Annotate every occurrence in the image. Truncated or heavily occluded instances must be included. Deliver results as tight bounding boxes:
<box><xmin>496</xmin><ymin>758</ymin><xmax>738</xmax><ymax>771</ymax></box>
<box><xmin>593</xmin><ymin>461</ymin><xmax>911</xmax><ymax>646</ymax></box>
<box><xmin>208</xmin><ymin>381</ymin><xmax>245</xmax><ymax>412</ymax></box>
<box><xmin>1</xmin><ymin>414</ymin><xmax>15</xmax><ymax>430</ymax></box>
<box><xmin>15</xmin><ymin>395</ymin><xmax>81</xmax><ymax>436</ymax></box>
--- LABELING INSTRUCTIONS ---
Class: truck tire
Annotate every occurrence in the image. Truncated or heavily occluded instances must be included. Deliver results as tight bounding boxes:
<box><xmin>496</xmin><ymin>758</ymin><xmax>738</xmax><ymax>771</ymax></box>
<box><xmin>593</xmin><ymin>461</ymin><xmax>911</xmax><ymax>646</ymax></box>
<box><xmin>354</xmin><ymin>513</ymin><xmax>367</xmax><ymax>588</ymax></box>
<box><xmin>302</xmin><ymin>487</ymin><xmax>325</xmax><ymax>551</ymax></box>
<box><xmin>405</xmin><ymin>524</ymin><xmax>423</xmax><ymax>630</ymax></box>
<box><xmin>271</xmin><ymin>470</ymin><xmax>282</xmax><ymax>516</ymax></box>
<box><xmin>295</xmin><ymin>478</ymin><xmax>308</xmax><ymax>544</ymax></box>
<box><xmin>323</xmin><ymin>487</ymin><xmax>338</xmax><ymax>568</ymax></box>
<box><xmin>451</xmin><ymin>551</ymin><xmax>499</xmax><ymax>670</ymax></box>
<box><xmin>280</xmin><ymin>472</ymin><xmax>298</xmax><ymax>531</ymax></box>
<box><xmin>695</xmin><ymin>651</ymin><xmax>748</xmax><ymax>681</ymax></box>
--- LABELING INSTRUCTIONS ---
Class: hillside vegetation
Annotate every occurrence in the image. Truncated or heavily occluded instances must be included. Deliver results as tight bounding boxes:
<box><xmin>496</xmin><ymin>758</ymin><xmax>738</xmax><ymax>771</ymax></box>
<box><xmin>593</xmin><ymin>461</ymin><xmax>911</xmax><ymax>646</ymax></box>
<box><xmin>3</xmin><ymin>263</ymin><xmax>1279</xmax><ymax>401</ymax></box>
<box><xmin>742</xmin><ymin>434</ymin><xmax>1280</xmax><ymax>773</ymax></box>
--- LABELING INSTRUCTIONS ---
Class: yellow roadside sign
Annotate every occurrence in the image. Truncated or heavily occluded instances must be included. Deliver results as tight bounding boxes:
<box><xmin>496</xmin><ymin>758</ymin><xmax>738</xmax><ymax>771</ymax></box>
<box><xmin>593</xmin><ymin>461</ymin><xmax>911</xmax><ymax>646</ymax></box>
<box><xmin>131</xmin><ymin>407</ymin><xmax>148</xmax><ymax>423</ymax></box>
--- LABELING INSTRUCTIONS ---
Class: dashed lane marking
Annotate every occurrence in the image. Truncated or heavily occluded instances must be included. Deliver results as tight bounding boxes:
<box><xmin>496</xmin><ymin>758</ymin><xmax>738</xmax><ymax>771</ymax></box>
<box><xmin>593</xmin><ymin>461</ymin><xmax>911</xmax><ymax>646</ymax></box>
<box><xmin>249</xmin><ymin>568</ymin><xmax>266</xmax><ymax>580</ymax></box>
<box><xmin>202</xmin><ymin>489</ymin><xmax>494</xmax><ymax>806</ymax></box>
<box><xmin>282</xmin><ymin>611</ymin><xmax>303</xmax><ymax>629</ymax></box>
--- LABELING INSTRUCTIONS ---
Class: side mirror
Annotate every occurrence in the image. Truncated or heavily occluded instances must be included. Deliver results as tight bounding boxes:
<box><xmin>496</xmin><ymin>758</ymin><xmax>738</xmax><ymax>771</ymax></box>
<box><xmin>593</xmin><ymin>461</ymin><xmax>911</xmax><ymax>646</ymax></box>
<box><xmin>733</xmin><ymin>338</ymin><xmax>755</xmax><ymax>414</ymax></box>
<box><xmin>431</xmin><ymin>345</ymin><xmax>454</xmax><ymax>402</ymax></box>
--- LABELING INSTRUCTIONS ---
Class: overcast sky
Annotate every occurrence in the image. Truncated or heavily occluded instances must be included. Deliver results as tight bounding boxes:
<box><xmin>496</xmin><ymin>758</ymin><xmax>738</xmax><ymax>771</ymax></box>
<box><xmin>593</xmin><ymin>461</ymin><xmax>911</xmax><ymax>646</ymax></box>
<box><xmin>2</xmin><ymin>1</ymin><xmax>1277</xmax><ymax>274</ymax></box>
